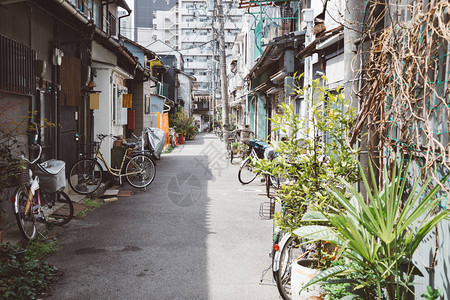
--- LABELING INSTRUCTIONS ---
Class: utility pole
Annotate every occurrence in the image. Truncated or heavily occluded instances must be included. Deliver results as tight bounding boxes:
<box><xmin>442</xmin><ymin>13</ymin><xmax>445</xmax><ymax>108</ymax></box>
<box><xmin>344</xmin><ymin>0</ymin><xmax>365</xmax><ymax>190</ymax></box>
<box><xmin>217</xmin><ymin>0</ymin><xmax>230</xmax><ymax>148</ymax></box>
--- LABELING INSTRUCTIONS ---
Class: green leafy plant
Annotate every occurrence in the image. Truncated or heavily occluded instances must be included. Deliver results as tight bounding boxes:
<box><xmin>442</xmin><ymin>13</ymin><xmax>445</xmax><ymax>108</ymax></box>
<box><xmin>421</xmin><ymin>286</ymin><xmax>442</xmax><ymax>300</ymax></box>
<box><xmin>0</xmin><ymin>243</ymin><xmax>58</xmax><ymax>299</ymax></box>
<box><xmin>253</xmin><ymin>73</ymin><xmax>359</xmax><ymax>232</ymax></box>
<box><xmin>169</xmin><ymin>107</ymin><xmax>197</xmax><ymax>138</ymax></box>
<box><xmin>295</xmin><ymin>157</ymin><xmax>450</xmax><ymax>300</ymax></box>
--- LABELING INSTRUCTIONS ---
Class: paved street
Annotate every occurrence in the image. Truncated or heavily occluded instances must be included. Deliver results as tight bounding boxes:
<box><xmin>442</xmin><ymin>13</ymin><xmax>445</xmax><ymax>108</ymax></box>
<box><xmin>46</xmin><ymin>133</ymin><xmax>280</xmax><ymax>300</ymax></box>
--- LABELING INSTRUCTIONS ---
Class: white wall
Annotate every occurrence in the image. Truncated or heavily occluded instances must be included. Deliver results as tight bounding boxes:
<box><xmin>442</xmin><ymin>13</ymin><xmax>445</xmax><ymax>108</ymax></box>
<box><xmin>325</xmin><ymin>53</ymin><xmax>345</xmax><ymax>88</ymax></box>
<box><xmin>92</xmin><ymin>66</ymin><xmax>114</xmax><ymax>167</ymax></box>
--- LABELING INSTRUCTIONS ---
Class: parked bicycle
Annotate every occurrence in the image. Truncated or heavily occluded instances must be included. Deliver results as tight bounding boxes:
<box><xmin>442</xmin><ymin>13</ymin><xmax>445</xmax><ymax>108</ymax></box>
<box><xmin>68</xmin><ymin>133</ymin><xmax>156</xmax><ymax>195</ymax></box>
<box><xmin>238</xmin><ymin>139</ymin><xmax>276</xmax><ymax>184</ymax></box>
<box><xmin>226</xmin><ymin>129</ymin><xmax>252</xmax><ymax>165</ymax></box>
<box><xmin>169</xmin><ymin>127</ymin><xmax>178</xmax><ymax>148</ymax></box>
<box><xmin>14</xmin><ymin>144</ymin><xmax>74</xmax><ymax>240</ymax></box>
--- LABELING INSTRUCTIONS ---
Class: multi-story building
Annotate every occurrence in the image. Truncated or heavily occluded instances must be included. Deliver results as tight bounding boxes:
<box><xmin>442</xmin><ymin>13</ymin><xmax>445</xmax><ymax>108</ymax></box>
<box><xmin>134</xmin><ymin>0</ymin><xmax>177</xmax><ymax>41</ymax></box>
<box><xmin>135</xmin><ymin>0</ymin><xmax>243</xmax><ymax>131</ymax></box>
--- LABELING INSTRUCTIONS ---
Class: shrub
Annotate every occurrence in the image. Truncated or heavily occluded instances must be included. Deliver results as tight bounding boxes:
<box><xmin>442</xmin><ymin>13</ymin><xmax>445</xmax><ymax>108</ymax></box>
<box><xmin>0</xmin><ymin>243</ymin><xmax>58</xmax><ymax>299</ymax></box>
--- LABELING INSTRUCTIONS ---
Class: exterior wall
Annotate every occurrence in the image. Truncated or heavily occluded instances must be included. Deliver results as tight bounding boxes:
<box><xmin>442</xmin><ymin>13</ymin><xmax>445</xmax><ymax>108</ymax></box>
<box><xmin>256</xmin><ymin>94</ymin><xmax>267</xmax><ymax>140</ymax></box>
<box><xmin>325</xmin><ymin>53</ymin><xmax>345</xmax><ymax>88</ymax></box>
<box><xmin>178</xmin><ymin>73</ymin><xmax>193</xmax><ymax>115</ymax></box>
<box><xmin>0</xmin><ymin>94</ymin><xmax>30</xmax><ymax>229</ymax></box>
<box><xmin>92</xmin><ymin>66</ymin><xmax>114</xmax><ymax>166</ymax></box>
<box><xmin>133</xmin><ymin>80</ymin><xmax>155</xmax><ymax>135</ymax></box>
<box><xmin>249</xmin><ymin>99</ymin><xmax>255</xmax><ymax>133</ymax></box>
<box><xmin>150</xmin><ymin>95</ymin><xmax>164</xmax><ymax>113</ymax></box>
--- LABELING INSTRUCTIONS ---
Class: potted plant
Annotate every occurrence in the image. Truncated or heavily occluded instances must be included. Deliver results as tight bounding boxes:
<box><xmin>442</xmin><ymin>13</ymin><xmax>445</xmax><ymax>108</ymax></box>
<box><xmin>295</xmin><ymin>157</ymin><xmax>450</xmax><ymax>299</ymax></box>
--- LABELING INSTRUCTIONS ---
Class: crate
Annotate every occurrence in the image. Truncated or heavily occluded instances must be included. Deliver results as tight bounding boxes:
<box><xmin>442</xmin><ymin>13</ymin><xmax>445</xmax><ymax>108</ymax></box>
<box><xmin>34</xmin><ymin>159</ymin><xmax>66</xmax><ymax>193</ymax></box>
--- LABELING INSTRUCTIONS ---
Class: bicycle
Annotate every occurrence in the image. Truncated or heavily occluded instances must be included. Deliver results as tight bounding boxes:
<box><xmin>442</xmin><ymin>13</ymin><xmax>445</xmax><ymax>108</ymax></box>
<box><xmin>238</xmin><ymin>139</ymin><xmax>276</xmax><ymax>184</ymax></box>
<box><xmin>226</xmin><ymin>129</ymin><xmax>252</xmax><ymax>165</ymax></box>
<box><xmin>169</xmin><ymin>127</ymin><xmax>177</xmax><ymax>148</ymax></box>
<box><xmin>13</xmin><ymin>144</ymin><xmax>74</xmax><ymax>240</ymax></box>
<box><xmin>68</xmin><ymin>134</ymin><xmax>156</xmax><ymax>195</ymax></box>
<box><xmin>226</xmin><ymin>130</ymin><xmax>238</xmax><ymax>164</ymax></box>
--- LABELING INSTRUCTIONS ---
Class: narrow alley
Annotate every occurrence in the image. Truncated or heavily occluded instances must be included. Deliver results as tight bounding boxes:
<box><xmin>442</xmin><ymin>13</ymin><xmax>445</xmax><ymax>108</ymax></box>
<box><xmin>46</xmin><ymin>133</ymin><xmax>280</xmax><ymax>300</ymax></box>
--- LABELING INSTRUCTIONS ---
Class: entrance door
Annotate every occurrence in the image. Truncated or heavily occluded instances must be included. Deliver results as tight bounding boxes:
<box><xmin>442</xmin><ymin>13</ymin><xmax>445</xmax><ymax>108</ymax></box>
<box><xmin>59</xmin><ymin>106</ymin><xmax>78</xmax><ymax>174</ymax></box>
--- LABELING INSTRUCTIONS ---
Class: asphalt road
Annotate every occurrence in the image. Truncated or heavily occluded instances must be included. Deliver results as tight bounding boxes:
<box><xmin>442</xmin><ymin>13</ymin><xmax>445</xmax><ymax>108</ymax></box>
<box><xmin>46</xmin><ymin>133</ymin><xmax>280</xmax><ymax>300</ymax></box>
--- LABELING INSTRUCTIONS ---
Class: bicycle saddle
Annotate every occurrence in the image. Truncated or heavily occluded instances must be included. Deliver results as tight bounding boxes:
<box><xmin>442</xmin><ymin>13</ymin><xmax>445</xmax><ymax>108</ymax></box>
<box><xmin>122</xmin><ymin>142</ymin><xmax>137</xmax><ymax>149</ymax></box>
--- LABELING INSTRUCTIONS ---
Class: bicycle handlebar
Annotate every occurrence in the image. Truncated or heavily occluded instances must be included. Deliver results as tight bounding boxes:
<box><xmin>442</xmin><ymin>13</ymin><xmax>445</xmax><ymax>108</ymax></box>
<box><xmin>97</xmin><ymin>133</ymin><xmax>120</xmax><ymax>140</ymax></box>
<box><xmin>20</xmin><ymin>144</ymin><xmax>42</xmax><ymax>165</ymax></box>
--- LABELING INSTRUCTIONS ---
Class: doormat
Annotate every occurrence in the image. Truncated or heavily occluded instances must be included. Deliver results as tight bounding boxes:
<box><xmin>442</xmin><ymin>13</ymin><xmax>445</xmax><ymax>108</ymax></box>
<box><xmin>117</xmin><ymin>190</ymin><xmax>132</xmax><ymax>197</ymax></box>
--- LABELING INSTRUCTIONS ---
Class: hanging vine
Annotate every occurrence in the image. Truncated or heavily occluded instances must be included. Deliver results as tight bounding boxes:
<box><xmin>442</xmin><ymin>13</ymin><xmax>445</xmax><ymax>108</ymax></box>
<box><xmin>351</xmin><ymin>0</ymin><xmax>450</xmax><ymax>195</ymax></box>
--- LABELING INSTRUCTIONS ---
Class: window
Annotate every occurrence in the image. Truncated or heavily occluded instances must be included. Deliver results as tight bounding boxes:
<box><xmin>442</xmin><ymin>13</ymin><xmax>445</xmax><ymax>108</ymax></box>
<box><xmin>93</xmin><ymin>0</ymin><xmax>101</xmax><ymax>27</ymax></box>
<box><xmin>107</xmin><ymin>12</ymin><xmax>117</xmax><ymax>36</ymax></box>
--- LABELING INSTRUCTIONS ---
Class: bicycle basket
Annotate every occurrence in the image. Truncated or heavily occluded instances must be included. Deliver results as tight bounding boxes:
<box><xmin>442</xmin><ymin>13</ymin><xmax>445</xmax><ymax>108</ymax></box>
<box><xmin>34</xmin><ymin>159</ymin><xmax>66</xmax><ymax>193</ymax></box>
<box><xmin>259</xmin><ymin>198</ymin><xmax>275</xmax><ymax>220</ymax></box>
<box><xmin>80</xmin><ymin>142</ymin><xmax>100</xmax><ymax>159</ymax></box>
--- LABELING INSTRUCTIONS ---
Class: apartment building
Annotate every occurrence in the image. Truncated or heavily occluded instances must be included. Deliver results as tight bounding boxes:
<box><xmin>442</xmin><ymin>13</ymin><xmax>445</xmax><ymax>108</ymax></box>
<box><xmin>134</xmin><ymin>0</ymin><xmax>177</xmax><ymax>41</ymax></box>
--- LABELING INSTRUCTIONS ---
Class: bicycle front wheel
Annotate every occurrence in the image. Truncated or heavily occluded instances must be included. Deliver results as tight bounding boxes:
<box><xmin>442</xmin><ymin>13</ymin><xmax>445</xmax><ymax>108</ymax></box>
<box><xmin>42</xmin><ymin>191</ymin><xmax>74</xmax><ymax>226</ymax></box>
<box><xmin>238</xmin><ymin>157</ymin><xmax>258</xmax><ymax>184</ymax></box>
<box><xmin>14</xmin><ymin>186</ymin><xmax>37</xmax><ymax>240</ymax></box>
<box><xmin>69</xmin><ymin>159</ymin><xmax>103</xmax><ymax>195</ymax></box>
<box><xmin>126</xmin><ymin>155</ymin><xmax>156</xmax><ymax>188</ymax></box>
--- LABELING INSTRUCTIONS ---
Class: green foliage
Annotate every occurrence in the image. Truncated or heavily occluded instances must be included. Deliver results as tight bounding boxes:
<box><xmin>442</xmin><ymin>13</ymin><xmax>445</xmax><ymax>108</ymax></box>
<box><xmin>253</xmin><ymin>74</ymin><xmax>359</xmax><ymax>232</ymax></box>
<box><xmin>78</xmin><ymin>198</ymin><xmax>104</xmax><ymax>217</ymax></box>
<box><xmin>25</xmin><ymin>239</ymin><xmax>60</xmax><ymax>260</ymax></box>
<box><xmin>296</xmin><ymin>157</ymin><xmax>450</xmax><ymax>300</ymax></box>
<box><xmin>169</xmin><ymin>107</ymin><xmax>198</xmax><ymax>138</ymax></box>
<box><xmin>0</xmin><ymin>243</ymin><xmax>58</xmax><ymax>299</ymax></box>
<box><xmin>421</xmin><ymin>286</ymin><xmax>442</xmax><ymax>300</ymax></box>
<box><xmin>83</xmin><ymin>198</ymin><xmax>104</xmax><ymax>209</ymax></box>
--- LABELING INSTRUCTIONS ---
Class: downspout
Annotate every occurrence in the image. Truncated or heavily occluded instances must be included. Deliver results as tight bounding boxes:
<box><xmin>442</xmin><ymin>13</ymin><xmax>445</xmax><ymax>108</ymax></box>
<box><xmin>118</xmin><ymin>8</ymin><xmax>131</xmax><ymax>38</ymax></box>
<box><xmin>163</xmin><ymin>103</ymin><xmax>171</xmax><ymax>113</ymax></box>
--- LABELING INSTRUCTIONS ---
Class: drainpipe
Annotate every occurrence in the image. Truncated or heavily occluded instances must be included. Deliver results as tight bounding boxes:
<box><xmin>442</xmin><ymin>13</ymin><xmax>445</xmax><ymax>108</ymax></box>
<box><xmin>118</xmin><ymin>8</ymin><xmax>131</xmax><ymax>38</ymax></box>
